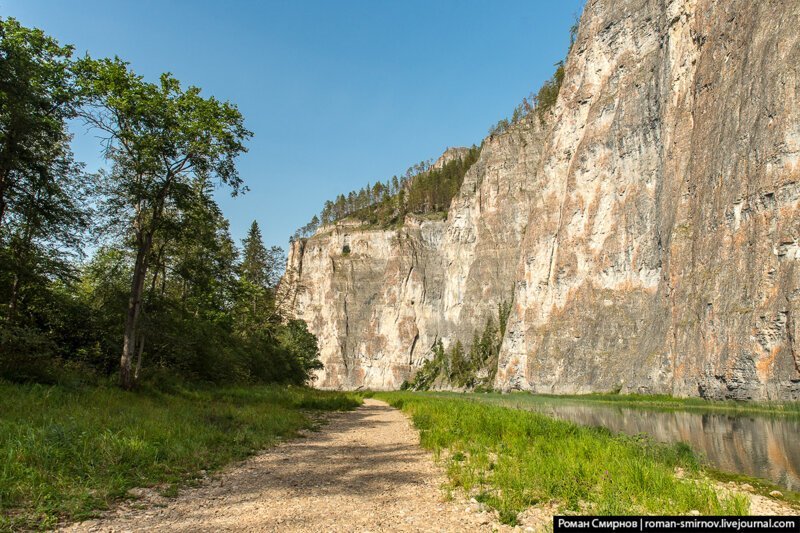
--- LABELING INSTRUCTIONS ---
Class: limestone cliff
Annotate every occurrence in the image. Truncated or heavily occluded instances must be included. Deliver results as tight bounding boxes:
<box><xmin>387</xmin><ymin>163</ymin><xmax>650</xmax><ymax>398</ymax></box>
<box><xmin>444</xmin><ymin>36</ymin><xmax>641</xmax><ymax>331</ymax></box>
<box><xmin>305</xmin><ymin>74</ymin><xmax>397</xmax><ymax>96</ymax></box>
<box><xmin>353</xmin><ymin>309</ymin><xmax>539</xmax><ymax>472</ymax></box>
<box><xmin>285</xmin><ymin>118</ymin><xmax>546</xmax><ymax>389</ymax></box>
<box><xmin>285</xmin><ymin>0</ymin><xmax>800</xmax><ymax>399</ymax></box>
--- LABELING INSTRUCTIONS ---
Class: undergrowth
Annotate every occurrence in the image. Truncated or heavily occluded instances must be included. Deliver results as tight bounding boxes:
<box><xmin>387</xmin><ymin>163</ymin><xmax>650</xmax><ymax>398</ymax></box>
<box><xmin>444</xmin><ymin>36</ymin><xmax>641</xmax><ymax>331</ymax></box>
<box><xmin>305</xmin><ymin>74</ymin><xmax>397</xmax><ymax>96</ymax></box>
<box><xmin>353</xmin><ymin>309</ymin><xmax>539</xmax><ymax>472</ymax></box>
<box><xmin>0</xmin><ymin>382</ymin><xmax>361</xmax><ymax>530</ymax></box>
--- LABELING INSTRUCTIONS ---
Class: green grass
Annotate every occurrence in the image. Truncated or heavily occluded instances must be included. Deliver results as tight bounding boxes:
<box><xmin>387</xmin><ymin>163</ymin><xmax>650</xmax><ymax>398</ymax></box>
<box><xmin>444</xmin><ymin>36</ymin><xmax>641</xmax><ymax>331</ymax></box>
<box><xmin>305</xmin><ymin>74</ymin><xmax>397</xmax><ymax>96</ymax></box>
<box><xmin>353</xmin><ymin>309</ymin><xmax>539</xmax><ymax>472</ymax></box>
<box><xmin>376</xmin><ymin>392</ymin><xmax>749</xmax><ymax>524</ymax></box>
<box><xmin>518</xmin><ymin>392</ymin><xmax>800</xmax><ymax>417</ymax></box>
<box><xmin>425</xmin><ymin>390</ymin><xmax>800</xmax><ymax>418</ymax></box>
<box><xmin>0</xmin><ymin>382</ymin><xmax>361</xmax><ymax>530</ymax></box>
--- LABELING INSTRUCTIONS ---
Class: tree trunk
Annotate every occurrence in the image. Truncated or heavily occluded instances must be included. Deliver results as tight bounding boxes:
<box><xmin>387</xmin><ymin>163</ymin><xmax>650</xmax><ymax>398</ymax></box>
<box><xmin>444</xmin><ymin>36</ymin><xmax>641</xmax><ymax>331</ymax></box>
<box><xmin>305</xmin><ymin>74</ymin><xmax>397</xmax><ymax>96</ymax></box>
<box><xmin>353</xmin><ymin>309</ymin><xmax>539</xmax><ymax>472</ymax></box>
<box><xmin>134</xmin><ymin>331</ymin><xmax>145</xmax><ymax>382</ymax></box>
<box><xmin>0</xmin><ymin>165</ymin><xmax>10</xmax><ymax>231</ymax></box>
<box><xmin>121</xmin><ymin>231</ymin><xmax>152</xmax><ymax>390</ymax></box>
<box><xmin>6</xmin><ymin>215</ymin><xmax>34</xmax><ymax>321</ymax></box>
<box><xmin>7</xmin><ymin>271</ymin><xmax>20</xmax><ymax>320</ymax></box>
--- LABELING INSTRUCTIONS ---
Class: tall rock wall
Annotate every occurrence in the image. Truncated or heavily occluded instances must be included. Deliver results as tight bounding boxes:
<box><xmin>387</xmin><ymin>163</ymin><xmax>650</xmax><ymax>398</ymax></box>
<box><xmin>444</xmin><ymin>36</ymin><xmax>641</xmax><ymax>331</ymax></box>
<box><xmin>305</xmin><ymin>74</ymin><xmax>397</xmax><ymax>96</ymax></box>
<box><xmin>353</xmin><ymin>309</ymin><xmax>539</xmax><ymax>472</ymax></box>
<box><xmin>285</xmin><ymin>0</ymin><xmax>800</xmax><ymax>399</ymax></box>
<box><xmin>286</xmin><ymin>116</ymin><xmax>547</xmax><ymax>389</ymax></box>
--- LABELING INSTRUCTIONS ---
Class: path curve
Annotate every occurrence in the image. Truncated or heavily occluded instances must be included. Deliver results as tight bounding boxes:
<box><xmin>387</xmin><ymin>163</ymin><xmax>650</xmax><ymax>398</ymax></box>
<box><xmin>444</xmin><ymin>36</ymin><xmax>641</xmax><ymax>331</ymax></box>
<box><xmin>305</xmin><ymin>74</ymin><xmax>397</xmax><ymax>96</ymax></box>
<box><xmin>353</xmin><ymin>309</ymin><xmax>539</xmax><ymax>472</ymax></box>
<box><xmin>62</xmin><ymin>399</ymin><xmax>506</xmax><ymax>532</ymax></box>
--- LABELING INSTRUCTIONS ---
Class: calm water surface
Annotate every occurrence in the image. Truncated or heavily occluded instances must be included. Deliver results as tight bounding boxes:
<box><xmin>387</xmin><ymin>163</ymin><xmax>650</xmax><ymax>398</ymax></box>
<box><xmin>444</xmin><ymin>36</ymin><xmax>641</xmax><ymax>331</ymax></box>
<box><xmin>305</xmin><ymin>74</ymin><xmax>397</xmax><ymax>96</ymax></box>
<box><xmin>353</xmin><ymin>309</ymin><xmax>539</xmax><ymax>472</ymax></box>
<box><xmin>482</xmin><ymin>397</ymin><xmax>800</xmax><ymax>491</ymax></box>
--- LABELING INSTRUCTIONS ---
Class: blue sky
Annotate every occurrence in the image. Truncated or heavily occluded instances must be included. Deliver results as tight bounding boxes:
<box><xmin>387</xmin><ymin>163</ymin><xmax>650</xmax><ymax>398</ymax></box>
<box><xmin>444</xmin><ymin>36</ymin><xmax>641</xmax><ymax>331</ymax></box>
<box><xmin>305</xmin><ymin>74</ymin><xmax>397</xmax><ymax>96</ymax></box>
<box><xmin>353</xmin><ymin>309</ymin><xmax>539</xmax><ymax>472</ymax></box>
<box><xmin>3</xmin><ymin>0</ymin><xmax>583</xmax><ymax>250</ymax></box>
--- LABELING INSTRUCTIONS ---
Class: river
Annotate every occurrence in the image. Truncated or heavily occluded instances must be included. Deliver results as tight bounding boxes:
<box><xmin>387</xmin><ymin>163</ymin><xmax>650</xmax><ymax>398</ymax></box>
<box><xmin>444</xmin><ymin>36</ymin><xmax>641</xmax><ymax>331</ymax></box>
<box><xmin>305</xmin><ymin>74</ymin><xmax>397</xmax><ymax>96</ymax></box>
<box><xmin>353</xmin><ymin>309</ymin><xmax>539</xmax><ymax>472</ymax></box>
<box><xmin>471</xmin><ymin>395</ymin><xmax>800</xmax><ymax>491</ymax></box>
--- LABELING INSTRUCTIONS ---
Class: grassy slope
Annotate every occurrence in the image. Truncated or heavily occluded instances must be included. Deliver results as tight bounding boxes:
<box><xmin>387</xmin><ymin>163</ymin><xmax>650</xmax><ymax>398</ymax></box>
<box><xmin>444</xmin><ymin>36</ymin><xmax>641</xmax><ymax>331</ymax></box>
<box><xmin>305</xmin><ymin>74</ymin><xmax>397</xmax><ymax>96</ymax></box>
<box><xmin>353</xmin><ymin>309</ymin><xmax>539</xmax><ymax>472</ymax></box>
<box><xmin>0</xmin><ymin>383</ymin><xmax>361</xmax><ymax>530</ymax></box>
<box><xmin>376</xmin><ymin>392</ymin><xmax>749</xmax><ymax>524</ymax></box>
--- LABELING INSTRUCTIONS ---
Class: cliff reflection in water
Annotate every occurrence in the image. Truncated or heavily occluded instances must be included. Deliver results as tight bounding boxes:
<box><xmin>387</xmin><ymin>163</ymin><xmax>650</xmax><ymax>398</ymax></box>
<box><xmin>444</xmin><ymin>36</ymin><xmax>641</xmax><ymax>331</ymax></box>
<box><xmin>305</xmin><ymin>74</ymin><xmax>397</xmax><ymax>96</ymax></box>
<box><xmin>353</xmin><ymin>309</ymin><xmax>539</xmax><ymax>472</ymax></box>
<box><xmin>515</xmin><ymin>401</ymin><xmax>800</xmax><ymax>491</ymax></box>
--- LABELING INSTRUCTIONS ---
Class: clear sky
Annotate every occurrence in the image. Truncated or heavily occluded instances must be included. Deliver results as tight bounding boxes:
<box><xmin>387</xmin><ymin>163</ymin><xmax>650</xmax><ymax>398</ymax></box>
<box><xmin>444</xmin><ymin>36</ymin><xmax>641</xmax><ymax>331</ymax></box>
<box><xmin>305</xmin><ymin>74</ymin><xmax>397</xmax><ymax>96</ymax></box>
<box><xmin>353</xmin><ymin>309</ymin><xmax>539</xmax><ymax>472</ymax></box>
<box><xmin>3</xmin><ymin>0</ymin><xmax>584</xmax><ymax>251</ymax></box>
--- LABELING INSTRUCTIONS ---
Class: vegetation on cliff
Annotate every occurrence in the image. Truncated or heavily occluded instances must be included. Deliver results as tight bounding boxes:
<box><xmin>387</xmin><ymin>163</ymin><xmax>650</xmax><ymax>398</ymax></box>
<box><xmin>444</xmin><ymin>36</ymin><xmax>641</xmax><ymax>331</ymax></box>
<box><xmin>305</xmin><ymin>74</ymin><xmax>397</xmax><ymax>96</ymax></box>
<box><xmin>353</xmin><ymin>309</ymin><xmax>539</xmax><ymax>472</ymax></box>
<box><xmin>0</xmin><ymin>17</ymin><xmax>321</xmax><ymax>389</ymax></box>
<box><xmin>293</xmin><ymin>145</ymin><xmax>481</xmax><ymax>238</ymax></box>
<box><xmin>407</xmin><ymin>302</ymin><xmax>511</xmax><ymax>391</ymax></box>
<box><xmin>487</xmin><ymin>17</ymin><xmax>577</xmax><ymax>136</ymax></box>
<box><xmin>376</xmin><ymin>393</ymin><xmax>749</xmax><ymax>524</ymax></box>
<box><xmin>293</xmin><ymin>17</ymin><xmax>578</xmax><ymax>238</ymax></box>
<box><xmin>292</xmin><ymin>17</ymin><xmax>582</xmax><ymax>239</ymax></box>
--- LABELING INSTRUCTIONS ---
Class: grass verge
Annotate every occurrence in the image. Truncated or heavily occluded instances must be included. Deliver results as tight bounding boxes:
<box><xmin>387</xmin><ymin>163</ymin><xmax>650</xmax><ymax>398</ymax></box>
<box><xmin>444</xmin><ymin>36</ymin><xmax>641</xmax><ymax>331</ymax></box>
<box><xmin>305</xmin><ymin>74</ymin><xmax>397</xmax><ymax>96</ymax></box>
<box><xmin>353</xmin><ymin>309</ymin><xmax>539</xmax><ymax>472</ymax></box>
<box><xmin>376</xmin><ymin>392</ymin><xmax>749</xmax><ymax>524</ymax></box>
<box><xmin>524</xmin><ymin>393</ymin><xmax>800</xmax><ymax>416</ymax></box>
<box><xmin>425</xmin><ymin>391</ymin><xmax>800</xmax><ymax>418</ymax></box>
<box><xmin>510</xmin><ymin>392</ymin><xmax>800</xmax><ymax>417</ymax></box>
<box><xmin>0</xmin><ymin>382</ymin><xmax>361</xmax><ymax>530</ymax></box>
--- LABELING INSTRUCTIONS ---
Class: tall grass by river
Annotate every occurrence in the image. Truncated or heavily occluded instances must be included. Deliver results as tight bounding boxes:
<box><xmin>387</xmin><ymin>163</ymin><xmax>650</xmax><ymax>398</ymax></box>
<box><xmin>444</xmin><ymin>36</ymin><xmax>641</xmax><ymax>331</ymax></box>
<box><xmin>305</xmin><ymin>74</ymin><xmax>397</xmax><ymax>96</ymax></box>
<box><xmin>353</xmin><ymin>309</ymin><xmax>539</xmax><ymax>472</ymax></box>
<box><xmin>376</xmin><ymin>392</ymin><xmax>749</xmax><ymax>524</ymax></box>
<box><xmin>500</xmin><ymin>392</ymin><xmax>800</xmax><ymax>417</ymax></box>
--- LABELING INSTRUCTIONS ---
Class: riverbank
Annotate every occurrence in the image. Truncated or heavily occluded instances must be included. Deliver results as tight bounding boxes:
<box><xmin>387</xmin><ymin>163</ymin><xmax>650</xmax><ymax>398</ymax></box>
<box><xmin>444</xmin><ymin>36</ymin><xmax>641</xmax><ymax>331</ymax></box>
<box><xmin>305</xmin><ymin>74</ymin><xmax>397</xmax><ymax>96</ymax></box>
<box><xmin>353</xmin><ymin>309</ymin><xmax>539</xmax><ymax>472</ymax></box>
<box><xmin>461</xmin><ymin>391</ymin><xmax>800</xmax><ymax>496</ymax></box>
<box><xmin>0</xmin><ymin>382</ymin><xmax>361</xmax><ymax>530</ymax></box>
<box><xmin>509</xmin><ymin>392</ymin><xmax>800</xmax><ymax>417</ymax></box>
<box><xmin>425</xmin><ymin>391</ymin><xmax>800</xmax><ymax>417</ymax></box>
<box><xmin>375</xmin><ymin>392</ymin><xmax>794</xmax><ymax>524</ymax></box>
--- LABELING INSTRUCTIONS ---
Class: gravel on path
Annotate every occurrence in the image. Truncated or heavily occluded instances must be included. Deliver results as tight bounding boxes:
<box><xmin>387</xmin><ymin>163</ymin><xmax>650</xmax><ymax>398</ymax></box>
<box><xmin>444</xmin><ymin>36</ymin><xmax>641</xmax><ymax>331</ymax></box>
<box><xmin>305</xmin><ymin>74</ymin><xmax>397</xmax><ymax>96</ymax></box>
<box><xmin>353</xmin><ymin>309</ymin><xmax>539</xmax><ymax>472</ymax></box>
<box><xmin>60</xmin><ymin>398</ymin><xmax>797</xmax><ymax>532</ymax></box>
<box><xmin>61</xmin><ymin>399</ymin><xmax>510</xmax><ymax>532</ymax></box>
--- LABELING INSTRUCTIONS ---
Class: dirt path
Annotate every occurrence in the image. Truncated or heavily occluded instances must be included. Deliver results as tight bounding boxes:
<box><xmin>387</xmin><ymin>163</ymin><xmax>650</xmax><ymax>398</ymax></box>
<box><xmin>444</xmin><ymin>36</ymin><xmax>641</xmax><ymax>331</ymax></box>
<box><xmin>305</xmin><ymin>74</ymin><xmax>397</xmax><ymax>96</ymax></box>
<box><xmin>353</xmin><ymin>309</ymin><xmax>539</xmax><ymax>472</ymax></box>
<box><xmin>63</xmin><ymin>399</ymin><xmax>509</xmax><ymax>532</ymax></box>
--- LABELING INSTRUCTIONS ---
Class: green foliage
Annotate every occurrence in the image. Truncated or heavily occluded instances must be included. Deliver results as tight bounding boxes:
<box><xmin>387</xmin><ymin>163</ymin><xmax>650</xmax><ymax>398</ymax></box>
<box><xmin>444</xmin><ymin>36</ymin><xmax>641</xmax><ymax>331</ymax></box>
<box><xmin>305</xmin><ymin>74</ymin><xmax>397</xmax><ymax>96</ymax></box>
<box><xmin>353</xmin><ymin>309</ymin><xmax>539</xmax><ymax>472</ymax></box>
<box><xmin>0</xmin><ymin>382</ymin><xmax>361</xmax><ymax>530</ymax></box>
<box><xmin>410</xmin><ymin>302</ymin><xmax>510</xmax><ymax>391</ymax></box>
<box><xmin>489</xmin><ymin>61</ymin><xmax>566</xmax><ymax>136</ymax></box>
<box><xmin>533</xmin><ymin>62</ymin><xmax>565</xmax><ymax>120</ymax></box>
<box><xmin>0</xmin><ymin>19</ymin><xmax>323</xmax><ymax>390</ymax></box>
<box><xmin>498</xmin><ymin>300</ymin><xmax>512</xmax><ymax>337</ymax></box>
<box><xmin>277</xmin><ymin>319</ymin><xmax>324</xmax><ymax>381</ymax></box>
<box><xmin>404</xmin><ymin>148</ymin><xmax>480</xmax><ymax>216</ymax></box>
<box><xmin>488</xmin><ymin>117</ymin><xmax>512</xmax><ymax>136</ymax></box>
<box><xmin>0</xmin><ymin>17</ymin><xmax>81</xmax><ymax>230</ymax></box>
<box><xmin>234</xmin><ymin>220</ymin><xmax>285</xmax><ymax>336</ymax></box>
<box><xmin>377</xmin><ymin>393</ymin><xmax>750</xmax><ymax>523</ymax></box>
<box><xmin>0</xmin><ymin>17</ymin><xmax>88</xmax><ymax>341</ymax></box>
<box><xmin>240</xmin><ymin>221</ymin><xmax>271</xmax><ymax>288</ymax></box>
<box><xmin>296</xmin><ymin>146</ymin><xmax>481</xmax><ymax>235</ymax></box>
<box><xmin>410</xmin><ymin>339</ymin><xmax>446</xmax><ymax>390</ymax></box>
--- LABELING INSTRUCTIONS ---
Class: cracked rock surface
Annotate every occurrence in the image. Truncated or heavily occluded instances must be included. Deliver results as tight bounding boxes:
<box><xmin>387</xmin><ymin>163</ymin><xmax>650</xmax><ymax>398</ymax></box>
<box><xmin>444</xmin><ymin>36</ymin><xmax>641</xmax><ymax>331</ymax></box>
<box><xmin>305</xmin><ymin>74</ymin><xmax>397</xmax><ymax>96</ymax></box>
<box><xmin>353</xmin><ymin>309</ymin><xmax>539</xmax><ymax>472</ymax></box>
<box><xmin>285</xmin><ymin>0</ymin><xmax>800</xmax><ymax>400</ymax></box>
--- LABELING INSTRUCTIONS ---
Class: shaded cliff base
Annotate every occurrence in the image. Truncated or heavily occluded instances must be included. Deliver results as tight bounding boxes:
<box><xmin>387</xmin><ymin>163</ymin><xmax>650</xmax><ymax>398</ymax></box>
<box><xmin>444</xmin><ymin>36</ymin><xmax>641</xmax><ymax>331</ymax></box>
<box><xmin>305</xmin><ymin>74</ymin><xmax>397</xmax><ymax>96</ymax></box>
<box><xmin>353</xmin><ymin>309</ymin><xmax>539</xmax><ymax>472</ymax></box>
<box><xmin>405</xmin><ymin>302</ymin><xmax>511</xmax><ymax>391</ymax></box>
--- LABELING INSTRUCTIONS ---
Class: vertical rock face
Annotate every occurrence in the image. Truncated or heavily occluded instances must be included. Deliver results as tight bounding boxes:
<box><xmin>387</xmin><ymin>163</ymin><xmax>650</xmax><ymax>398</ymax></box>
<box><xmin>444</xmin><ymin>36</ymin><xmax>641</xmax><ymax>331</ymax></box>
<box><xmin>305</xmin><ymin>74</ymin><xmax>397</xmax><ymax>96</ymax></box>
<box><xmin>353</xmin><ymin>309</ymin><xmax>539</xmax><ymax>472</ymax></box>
<box><xmin>286</xmin><ymin>118</ymin><xmax>547</xmax><ymax>389</ymax></box>
<box><xmin>497</xmin><ymin>0</ymin><xmax>800</xmax><ymax>400</ymax></box>
<box><xmin>286</xmin><ymin>219</ymin><xmax>446</xmax><ymax>389</ymax></box>
<box><xmin>285</xmin><ymin>0</ymin><xmax>800</xmax><ymax>399</ymax></box>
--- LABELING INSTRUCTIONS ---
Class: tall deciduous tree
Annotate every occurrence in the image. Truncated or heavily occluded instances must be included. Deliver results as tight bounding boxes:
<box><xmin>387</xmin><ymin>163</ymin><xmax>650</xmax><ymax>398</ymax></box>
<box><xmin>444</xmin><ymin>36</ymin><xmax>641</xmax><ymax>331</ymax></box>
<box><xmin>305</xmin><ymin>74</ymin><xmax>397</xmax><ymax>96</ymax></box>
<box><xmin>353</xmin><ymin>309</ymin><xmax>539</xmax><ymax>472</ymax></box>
<box><xmin>77</xmin><ymin>57</ymin><xmax>251</xmax><ymax>389</ymax></box>
<box><xmin>0</xmin><ymin>18</ymin><xmax>87</xmax><ymax>322</ymax></box>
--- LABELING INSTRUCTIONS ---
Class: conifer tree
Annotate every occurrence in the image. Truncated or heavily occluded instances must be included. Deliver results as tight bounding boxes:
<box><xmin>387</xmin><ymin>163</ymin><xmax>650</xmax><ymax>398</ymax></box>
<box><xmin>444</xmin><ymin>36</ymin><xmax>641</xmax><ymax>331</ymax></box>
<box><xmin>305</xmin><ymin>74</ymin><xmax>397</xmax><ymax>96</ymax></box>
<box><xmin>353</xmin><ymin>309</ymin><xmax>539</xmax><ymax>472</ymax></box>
<box><xmin>241</xmin><ymin>221</ymin><xmax>269</xmax><ymax>289</ymax></box>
